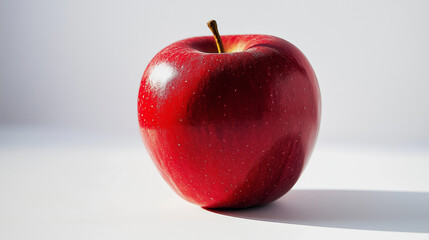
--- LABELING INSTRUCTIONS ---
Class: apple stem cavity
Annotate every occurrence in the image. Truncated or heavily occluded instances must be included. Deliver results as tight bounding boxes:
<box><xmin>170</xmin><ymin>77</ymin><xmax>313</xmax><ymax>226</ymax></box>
<box><xmin>207</xmin><ymin>20</ymin><xmax>225</xmax><ymax>53</ymax></box>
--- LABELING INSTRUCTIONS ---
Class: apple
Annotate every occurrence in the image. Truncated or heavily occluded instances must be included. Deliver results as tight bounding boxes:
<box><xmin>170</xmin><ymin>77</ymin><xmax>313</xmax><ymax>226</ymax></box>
<box><xmin>138</xmin><ymin>20</ymin><xmax>321</xmax><ymax>208</ymax></box>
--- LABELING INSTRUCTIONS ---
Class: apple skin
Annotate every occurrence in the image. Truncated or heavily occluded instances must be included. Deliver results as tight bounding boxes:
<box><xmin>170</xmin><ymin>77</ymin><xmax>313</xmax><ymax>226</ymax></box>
<box><xmin>138</xmin><ymin>35</ymin><xmax>321</xmax><ymax>208</ymax></box>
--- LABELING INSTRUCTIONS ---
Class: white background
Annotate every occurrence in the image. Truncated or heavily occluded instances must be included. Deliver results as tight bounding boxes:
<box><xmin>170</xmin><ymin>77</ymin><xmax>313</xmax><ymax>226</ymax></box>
<box><xmin>1</xmin><ymin>0</ymin><xmax>429</xmax><ymax>143</ymax></box>
<box><xmin>1</xmin><ymin>0</ymin><xmax>429</xmax><ymax>239</ymax></box>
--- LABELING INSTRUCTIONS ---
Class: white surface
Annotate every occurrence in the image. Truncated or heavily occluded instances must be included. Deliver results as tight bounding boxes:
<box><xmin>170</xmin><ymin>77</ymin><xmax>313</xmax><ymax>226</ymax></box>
<box><xmin>1</xmin><ymin>0</ymin><xmax>429</xmax><ymax>143</ymax></box>
<box><xmin>1</xmin><ymin>128</ymin><xmax>428</xmax><ymax>239</ymax></box>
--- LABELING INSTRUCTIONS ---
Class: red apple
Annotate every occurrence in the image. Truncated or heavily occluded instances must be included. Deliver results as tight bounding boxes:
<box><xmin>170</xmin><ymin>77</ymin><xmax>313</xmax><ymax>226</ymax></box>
<box><xmin>138</xmin><ymin>22</ymin><xmax>320</xmax><ymax>208</ymax></box>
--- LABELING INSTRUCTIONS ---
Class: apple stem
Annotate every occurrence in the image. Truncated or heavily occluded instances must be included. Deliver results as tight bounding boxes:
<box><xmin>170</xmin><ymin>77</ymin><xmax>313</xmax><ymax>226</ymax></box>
<box><xmin>207</xmin><ymin>20</ymin><xmax>225</xmax><ymax>53</ymax></box>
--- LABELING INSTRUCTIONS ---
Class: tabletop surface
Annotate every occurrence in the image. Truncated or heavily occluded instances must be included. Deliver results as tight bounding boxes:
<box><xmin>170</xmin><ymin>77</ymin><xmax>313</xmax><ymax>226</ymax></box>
<box><xmin>1</xmin><ymin>127</ymin><xmax>428</xmax><ymax>240</ymax></box>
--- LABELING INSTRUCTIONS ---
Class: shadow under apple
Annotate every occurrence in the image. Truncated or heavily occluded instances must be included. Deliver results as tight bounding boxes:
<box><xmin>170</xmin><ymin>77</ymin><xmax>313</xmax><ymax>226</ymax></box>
<box><xmin>208</xmin><ymin>189</ymin><xmax>429</xmax><ymax>233</ymax></box>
